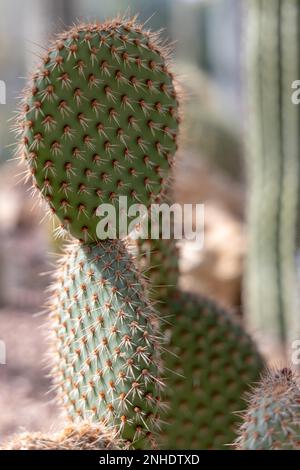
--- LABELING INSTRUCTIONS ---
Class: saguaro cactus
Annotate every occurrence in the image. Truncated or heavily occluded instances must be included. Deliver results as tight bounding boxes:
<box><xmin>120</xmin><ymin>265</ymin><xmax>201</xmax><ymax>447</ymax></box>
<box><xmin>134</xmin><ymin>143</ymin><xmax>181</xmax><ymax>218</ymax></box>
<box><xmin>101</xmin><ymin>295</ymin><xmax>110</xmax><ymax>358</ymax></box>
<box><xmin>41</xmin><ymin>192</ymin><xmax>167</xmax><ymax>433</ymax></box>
<box><xmin>245</xmin><ymin>0</ymin><xmax>300</xmax><ymax>351</ymax></box>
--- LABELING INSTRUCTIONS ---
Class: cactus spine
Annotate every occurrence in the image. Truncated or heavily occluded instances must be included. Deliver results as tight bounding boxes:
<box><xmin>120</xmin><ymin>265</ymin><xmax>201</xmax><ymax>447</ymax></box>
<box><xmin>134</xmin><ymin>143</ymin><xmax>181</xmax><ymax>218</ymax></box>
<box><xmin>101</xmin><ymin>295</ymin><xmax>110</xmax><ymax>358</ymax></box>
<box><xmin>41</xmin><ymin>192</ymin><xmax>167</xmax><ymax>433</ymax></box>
<box><xmin>234</xmin><ymin>367</ymin><xmax>300</xmax><ymax>450</ymax></box>
<box><xmin>245</xmin><ymin>0</ymin><xmax>300</xmax><ymax>350</ymax></box>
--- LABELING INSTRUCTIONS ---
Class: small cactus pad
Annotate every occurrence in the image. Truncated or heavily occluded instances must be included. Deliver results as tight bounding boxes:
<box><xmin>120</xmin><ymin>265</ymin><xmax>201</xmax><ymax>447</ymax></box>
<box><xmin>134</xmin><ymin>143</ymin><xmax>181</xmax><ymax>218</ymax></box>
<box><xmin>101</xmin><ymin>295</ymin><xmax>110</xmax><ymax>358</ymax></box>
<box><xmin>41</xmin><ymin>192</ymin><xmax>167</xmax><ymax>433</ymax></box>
<box><xmin>161</xmin><ymin>291</ymin><xmax>264</xmax><ymax>449</ymax></box>
<box><xmin>49</xmin><ymin>239</ymin><xmax>164</xmax><ymax>449</ymax></box>
<box><xmin>234</xmin><ymin>367</ymin><xmax>300</xmax><ymax>450</ymax></box>
<box><xmin>1</xmin><ymin>422</ymin><xmax>118</xmax><ymax>450</ymax></box>
<box><xmin>19</xmin><ymin>17</ymin><xmax>179</xmax><ymax>241</ymax></box>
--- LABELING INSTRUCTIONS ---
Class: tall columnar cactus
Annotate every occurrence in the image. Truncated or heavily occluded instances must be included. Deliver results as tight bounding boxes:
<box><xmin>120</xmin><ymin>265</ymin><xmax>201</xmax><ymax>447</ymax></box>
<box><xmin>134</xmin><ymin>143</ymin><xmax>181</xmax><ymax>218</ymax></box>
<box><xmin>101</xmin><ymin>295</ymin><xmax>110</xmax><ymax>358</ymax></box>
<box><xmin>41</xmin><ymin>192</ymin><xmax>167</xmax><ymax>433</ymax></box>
<box><xmin>49</xmin><ymin>239</ymin><xmax>164</xmax><ymax>449</ymax></box>
<box><xmin>17</xmin><ymin>17</ymin><xmax>179</xmax><ymax>241</ymax></box>
<box><xmin>161</xmin><ymin>291</ymin><xmax>264</xmax><ymax>449</ymax></box>
<box><xmin>245</xmin><ymin>0</ymin><xmax>300</xmax><ymax>350</ymax></box>
<box><xmin>234</xmin><ymin>367</ymin><xmax>300</xmax><ymax>450</ymax></box>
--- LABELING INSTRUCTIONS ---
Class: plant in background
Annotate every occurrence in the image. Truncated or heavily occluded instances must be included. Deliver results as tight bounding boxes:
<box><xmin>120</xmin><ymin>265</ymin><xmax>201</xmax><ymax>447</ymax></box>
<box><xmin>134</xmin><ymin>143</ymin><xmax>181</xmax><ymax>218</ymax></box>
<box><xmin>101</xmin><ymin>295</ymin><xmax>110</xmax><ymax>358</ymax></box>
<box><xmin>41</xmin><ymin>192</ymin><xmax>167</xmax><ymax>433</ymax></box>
<box><xmin>133</xmin><ymin>210</ymin><xmax>179</xmax><ymax>301</ymax></box>
<box><xmin>244</xmin><ymin>0</ymin><xmax>300</xmax><ymax>353</ymax></box>
<box><xmin>162</xmin><ymin>291</ymin><xmax>264</xmax><ymax>449</ymax></box>
<box><xmin>177</xmin><ymin>63</ymin><xmax>243</xmax><ymax>182</ymax></box>
<box><xmin>234</xmin><ymin>367</ymin><xmax>300</xmax><ymax>450</ymax></box>
<box><xmin>0</xmin><ymin>80</ymin><xmax>6</xmax><ymax>105</ymax></box>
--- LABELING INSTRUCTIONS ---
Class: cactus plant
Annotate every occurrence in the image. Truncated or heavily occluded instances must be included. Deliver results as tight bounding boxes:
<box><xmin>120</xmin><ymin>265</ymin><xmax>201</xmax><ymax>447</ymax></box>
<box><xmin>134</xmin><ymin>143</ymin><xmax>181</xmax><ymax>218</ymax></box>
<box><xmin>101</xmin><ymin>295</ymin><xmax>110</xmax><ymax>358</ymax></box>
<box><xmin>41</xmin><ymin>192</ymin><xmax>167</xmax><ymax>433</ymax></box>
<box><xmin>1</xmin><ymin>422</ymin><xmax>118</xmax><ymax>450</ymax></box>
<box><xmin>13</xmin><ymin>15</ymin><xmax>270</xmax><ymax>452</ymax></box>
<box><xmin>161</xmin><ymin>290</ymin><xmax>264</xmax><ymax>449</ymax></box>
<box><xmin>49</xmin><ymin>239</ymin><xmax>164</xmax><ymax>449</ymax></box>
<box><xmin>15</xmin><ymin>17</ymin><xmax>179</xmax><ymax>450</ymax></box>
<box><xmin>245</xmin><ymin>0</ymin><xmax>300</xmax><ymax>350</ymax></box>
<box><xmin>234</xmin><ymin>367</ymin><xmax>300</xmax><ymax>450</ymax></box>
<box><xmin>133</xmin><ymin>234</ymin><xmax>179</xmax><ymax>301</ymax></box>
<box><xmin>177</xmin><ymin>63</ymin><xmax>243</xmax><ymax>182</ymax></box>
<box><xmin>17</xmin><ymin>16</ymin><xmax>179</xmax><ymax>242</ymax></box>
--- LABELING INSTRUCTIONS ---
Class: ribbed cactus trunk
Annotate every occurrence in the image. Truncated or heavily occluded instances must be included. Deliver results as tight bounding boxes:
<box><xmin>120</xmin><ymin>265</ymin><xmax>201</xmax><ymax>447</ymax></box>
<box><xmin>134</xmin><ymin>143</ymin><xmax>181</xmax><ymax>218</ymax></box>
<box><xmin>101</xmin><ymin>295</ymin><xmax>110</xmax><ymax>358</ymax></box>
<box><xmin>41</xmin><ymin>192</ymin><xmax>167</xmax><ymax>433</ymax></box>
<box><xmin>245</xmin><ymin>0</ymin><xmax>300</xmax><ymax>352</ymax></box>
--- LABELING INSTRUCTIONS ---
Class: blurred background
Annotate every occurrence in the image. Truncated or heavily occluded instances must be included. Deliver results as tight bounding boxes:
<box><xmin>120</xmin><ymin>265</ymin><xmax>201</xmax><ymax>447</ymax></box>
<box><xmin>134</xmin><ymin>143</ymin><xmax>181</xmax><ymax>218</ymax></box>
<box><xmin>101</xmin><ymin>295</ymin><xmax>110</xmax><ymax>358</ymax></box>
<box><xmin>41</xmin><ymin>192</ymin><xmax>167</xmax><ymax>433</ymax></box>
<box><xmin>0</xmin><ymin>0</ymin><xmax>285</xmax><ymax>441</ymax></box>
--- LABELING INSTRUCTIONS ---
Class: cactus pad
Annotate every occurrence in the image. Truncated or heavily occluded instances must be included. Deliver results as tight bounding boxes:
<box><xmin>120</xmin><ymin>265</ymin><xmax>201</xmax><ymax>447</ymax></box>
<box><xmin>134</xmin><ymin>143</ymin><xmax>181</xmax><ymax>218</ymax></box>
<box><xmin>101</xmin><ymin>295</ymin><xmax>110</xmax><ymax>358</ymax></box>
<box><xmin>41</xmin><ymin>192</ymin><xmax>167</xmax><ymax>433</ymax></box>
<box><xmin>234</xmin><ymin>367</ymin><xmax>300</xmax><ymax>450</ymax></box>
<box><xmin>19</xmin><ymin>18</ymin><xmax>179</xmax><ymax>241</ymax></box>
<box><xmin>49</xmin><ymin>239</ymin><xmax>164</xmax><ymax>448</ymax></box>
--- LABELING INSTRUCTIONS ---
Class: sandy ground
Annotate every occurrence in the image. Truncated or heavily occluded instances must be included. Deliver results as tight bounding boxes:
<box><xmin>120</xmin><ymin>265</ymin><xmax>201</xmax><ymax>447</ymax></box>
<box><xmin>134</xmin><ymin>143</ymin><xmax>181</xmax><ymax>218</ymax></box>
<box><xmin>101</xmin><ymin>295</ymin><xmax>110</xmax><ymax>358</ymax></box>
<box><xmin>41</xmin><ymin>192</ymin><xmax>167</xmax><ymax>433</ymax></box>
<box><xmin>0</xmin><ymin>308</ymin><xmax>61</xmax><ymax>442</ymax></box>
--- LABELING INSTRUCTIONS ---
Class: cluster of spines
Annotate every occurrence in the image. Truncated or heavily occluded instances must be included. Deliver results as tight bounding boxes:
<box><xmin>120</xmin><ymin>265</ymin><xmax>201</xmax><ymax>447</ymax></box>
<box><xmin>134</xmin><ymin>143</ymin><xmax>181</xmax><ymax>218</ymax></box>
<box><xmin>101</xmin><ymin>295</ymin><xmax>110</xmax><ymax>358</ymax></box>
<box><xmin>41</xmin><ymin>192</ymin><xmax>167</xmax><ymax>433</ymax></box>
<box><xmin>15</xmin><ymin>16</ymin><xmax>180</xmax><ymax>241</ymax></box>
<box><xmin>49</xmin><ymin>239</ymin><xmax>166</xmax><ymax>449</ymax></box>
<box><xmin>234</xmin><ymin>367</ymin><xmax>300</xmax><ymax>450</ymax></box>
<box><xmin>0</xmin><ymin>421</ymin><xmax>119</xmax><ymax>450</ymax></box>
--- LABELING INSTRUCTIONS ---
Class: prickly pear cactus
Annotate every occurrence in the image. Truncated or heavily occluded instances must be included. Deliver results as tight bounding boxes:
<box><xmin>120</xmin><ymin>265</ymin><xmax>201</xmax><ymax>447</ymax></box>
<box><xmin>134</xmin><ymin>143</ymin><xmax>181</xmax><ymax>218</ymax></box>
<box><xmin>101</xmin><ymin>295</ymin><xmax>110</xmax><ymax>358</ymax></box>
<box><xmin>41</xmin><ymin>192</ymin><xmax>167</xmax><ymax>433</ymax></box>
<box><xmin>1</xmin><ymin>422</ymin><xmax>118</xmax><ymax>450</ymax></box>
<box><xmin>49</xmin><ymin>239</ymin><xmax>164</xmax><ymax>449</ymax></box>
<box><xmin>18</xmin><ymin>17</ymin><xmax>179</xmax><ymax>241</ymax></box>
<box><xmin>161</xmin><ymin>291</ymin><xmax>264</xmax><ymax>449</ymax></box>
<box><xmin>234</xmin><ymin>367</ymin><xmax>300</xmax><ymax>450</ymax></box>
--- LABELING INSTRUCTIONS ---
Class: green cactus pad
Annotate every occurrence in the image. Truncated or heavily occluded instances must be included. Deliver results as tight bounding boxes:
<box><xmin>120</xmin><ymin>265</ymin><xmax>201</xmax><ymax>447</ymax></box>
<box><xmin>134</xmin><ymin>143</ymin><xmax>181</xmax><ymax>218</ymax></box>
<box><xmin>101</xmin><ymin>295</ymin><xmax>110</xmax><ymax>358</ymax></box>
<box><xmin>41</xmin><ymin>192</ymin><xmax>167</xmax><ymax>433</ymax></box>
<box><xmin>161</xmin><ymin>291</ymin><xmax>264</xmax><ymax>449</ymax></box>
<box><xmin>19</xmin><ymin>18</ymin><xmax>179</xmax><ymax>241</ymax></box>
<box><xmin>49</xmin><ymin>239</ymin><xmax>164</xmax><ymax>449</ymax></box>
<box><xmin>234</xmin><ymin>368</ymin><xmax>300</xmax><ymax>450</ymax></box>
